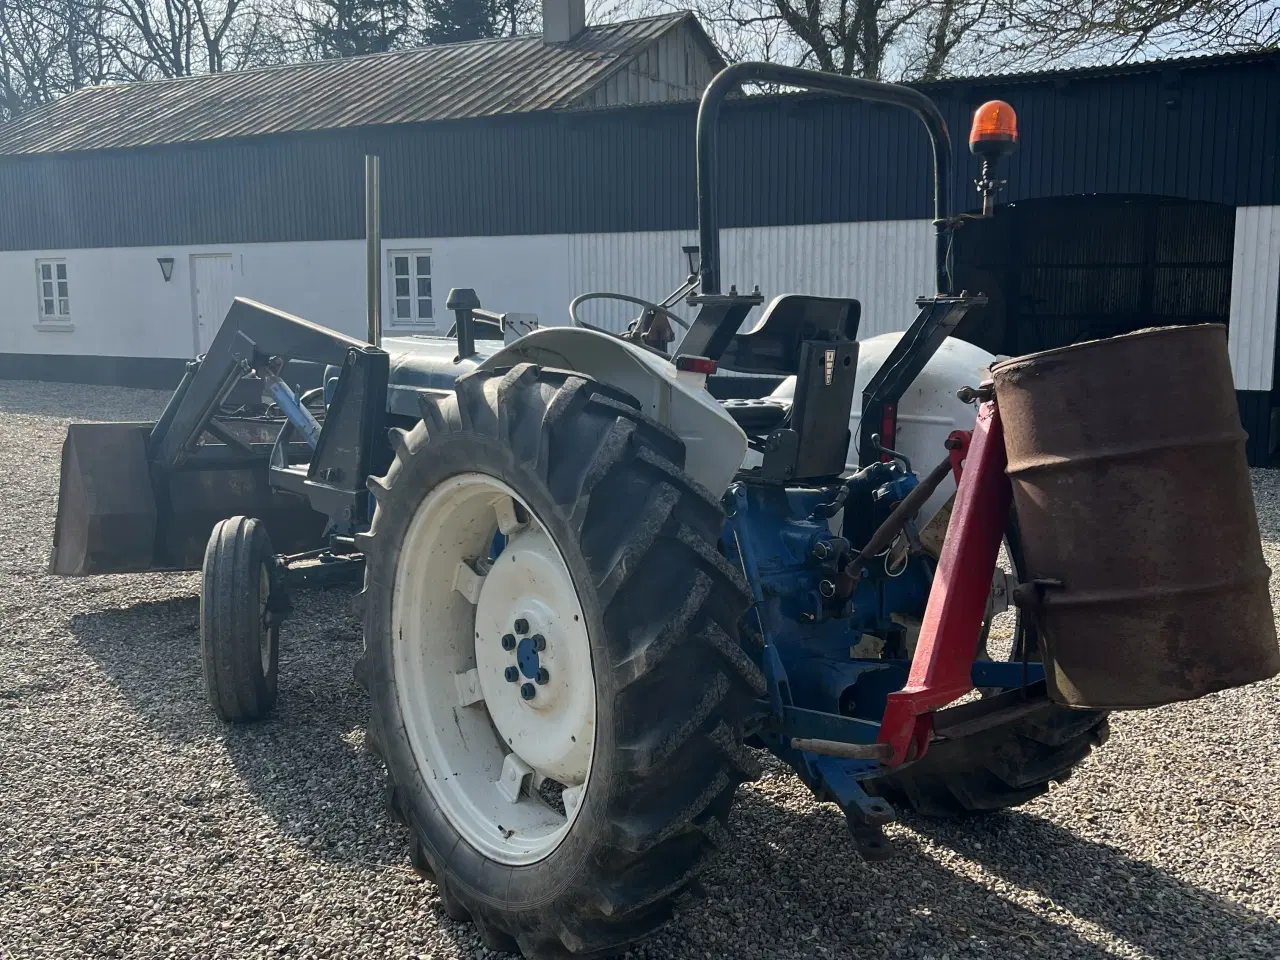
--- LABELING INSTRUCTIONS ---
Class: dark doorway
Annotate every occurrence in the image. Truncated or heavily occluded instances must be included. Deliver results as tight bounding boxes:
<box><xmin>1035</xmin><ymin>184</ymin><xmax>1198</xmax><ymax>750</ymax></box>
<box><xmin>951</xmin><ymin>196</ymin><xmax>1235</xmax><ymax>357</ymax></box>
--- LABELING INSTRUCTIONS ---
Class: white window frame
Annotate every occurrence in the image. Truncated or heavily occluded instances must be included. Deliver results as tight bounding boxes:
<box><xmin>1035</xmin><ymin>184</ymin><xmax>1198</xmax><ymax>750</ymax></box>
<box><xmin>35</xmin><ymin>258</ymin><xmax>72</xmax><ymax>324</ymax></box>
<box><xmin>387</xmin><ymin>249</ymin><xmax>434</xmax><ymax>328</ymax></box>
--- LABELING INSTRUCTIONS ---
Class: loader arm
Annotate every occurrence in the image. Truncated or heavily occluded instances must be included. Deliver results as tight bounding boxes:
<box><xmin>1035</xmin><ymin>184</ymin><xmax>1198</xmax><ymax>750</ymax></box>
<box><xmin>151</xmin><ymin>297</ymin><xmax>382</xmax><ymax>469</ymax></box>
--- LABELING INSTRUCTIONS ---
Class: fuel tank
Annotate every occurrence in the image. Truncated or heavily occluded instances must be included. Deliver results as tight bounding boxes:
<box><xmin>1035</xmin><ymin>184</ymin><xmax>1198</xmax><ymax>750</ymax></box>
<box><xmin>992</xmin><ymin>324</ymin><xmax>1280</xmax><ymax>709</ymax></box>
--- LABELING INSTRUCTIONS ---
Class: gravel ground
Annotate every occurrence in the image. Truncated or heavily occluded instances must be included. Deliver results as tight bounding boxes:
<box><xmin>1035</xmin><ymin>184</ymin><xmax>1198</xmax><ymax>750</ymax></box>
<box><xmin>1</xmin><ymin>378</ymin><xmax>1278</xmax><ymax>960</ymax></box>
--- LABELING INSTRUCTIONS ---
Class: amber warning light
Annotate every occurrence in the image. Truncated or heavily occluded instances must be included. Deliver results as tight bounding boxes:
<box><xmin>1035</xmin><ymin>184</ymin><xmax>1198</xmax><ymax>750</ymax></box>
<box><xmin>969</xmin><ymin>100</ymin><xmax>1018</xmax><ymax>158</ymax></box>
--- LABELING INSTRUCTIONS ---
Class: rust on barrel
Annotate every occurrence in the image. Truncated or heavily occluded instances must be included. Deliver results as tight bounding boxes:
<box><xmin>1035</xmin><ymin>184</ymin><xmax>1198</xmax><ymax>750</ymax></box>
<box><xmin>991</xmin><ymin>323</ymin><xmax>1280</xmax><ymax>710</ymax></box>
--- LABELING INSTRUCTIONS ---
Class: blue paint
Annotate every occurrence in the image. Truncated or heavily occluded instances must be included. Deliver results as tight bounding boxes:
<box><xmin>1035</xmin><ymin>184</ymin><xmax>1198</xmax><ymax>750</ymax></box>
<box><xmin>516</xmin><ymin>636</ymin><xmax>541</xmax><ymax>680</ymax></box>
<box><xmin>264</xmin><ymin>373</ymin><xmax>322</xmax><ymax>448</ymax></box>
<box><xmin>722</xmin><ymin>463</ymin><xmax>1039</xmax><ymax>829</ymax></box>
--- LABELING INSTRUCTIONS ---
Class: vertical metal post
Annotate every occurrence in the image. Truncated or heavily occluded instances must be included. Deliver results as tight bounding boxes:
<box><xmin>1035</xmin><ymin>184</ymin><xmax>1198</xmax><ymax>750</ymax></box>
<box><xmin>365</xmin><ymin>155</ymin><xmax>381</xmax><ymax>348</ymax></box>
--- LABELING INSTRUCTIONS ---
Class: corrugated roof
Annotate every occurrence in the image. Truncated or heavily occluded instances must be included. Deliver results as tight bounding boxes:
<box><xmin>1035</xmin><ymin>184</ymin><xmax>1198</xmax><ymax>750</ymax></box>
<box><xmin>920</xmin><ymin>47</ymin><xmax>1279</xmax><ymax>88</ymax></box>
<box><xmin>0</xmin><ymin>13</ymin><xmax>719</xmax><ymax>155</ymax></box>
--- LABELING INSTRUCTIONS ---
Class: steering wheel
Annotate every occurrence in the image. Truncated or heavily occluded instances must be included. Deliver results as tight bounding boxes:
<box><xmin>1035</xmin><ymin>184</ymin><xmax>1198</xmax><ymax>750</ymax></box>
<box><xmin>568</xmin><ymin>292</ymin><xmax>691</xmax><ymax>336</ymax></box>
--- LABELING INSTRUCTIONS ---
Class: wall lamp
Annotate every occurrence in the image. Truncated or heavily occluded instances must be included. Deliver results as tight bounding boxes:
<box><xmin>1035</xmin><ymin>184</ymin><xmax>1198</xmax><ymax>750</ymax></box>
<box><xmin>157</xmin><ymin>257</ymin><xmax>175</xmax><ymax>282</ymax></box>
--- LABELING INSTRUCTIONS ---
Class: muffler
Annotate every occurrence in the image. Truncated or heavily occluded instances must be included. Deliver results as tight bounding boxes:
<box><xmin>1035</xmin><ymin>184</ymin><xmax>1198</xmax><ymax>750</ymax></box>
<box><xmin>992</xmin><ymin>324</ymin><xmax>1280</xmax><ymax>709</ymax></box>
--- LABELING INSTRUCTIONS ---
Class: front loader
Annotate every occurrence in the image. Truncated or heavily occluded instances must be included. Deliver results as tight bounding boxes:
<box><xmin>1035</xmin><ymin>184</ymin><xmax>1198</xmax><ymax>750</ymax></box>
<box><xmin>50</xmin><ymin>64</ymin><xmax>1280</xmax><ymax>957</ymax></box>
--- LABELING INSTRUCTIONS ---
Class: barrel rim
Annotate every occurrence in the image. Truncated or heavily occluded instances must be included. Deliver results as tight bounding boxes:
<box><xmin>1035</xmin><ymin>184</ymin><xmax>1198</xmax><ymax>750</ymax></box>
<box><xmin>989</xmin><ymin>322</ymin><xmax>1227</xmax><ymax>376</ymax></box>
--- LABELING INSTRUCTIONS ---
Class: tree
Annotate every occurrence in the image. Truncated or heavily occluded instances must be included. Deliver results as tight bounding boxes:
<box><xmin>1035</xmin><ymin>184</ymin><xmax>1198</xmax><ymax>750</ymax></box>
<box><xmin>634</xmin><ymin>0</ymin><xmax>1280</xmax><ymax>80</ymax></box>
<box><xmin>103</xmin><ymin>0</ymin><xmax>272</xmax><ymax>78</ymax></box>
<box><xmin>993</xmin><ymin>0</ymin><xmax>1280</xmax><ymax>66</ymax></box>
<box><xmin>299</xmin><ymin>0</ymin><xmax>411</xmax><ymax>57</ymax></box>
<box><xmin>420</xmin><ymin>0</ymin><xmax>536</xmax><ymax>43</ymax></box>
<box><xmin>0</xmin><ymin>0</ymin><xmax>114</xmax><ymax>119</ymax></box>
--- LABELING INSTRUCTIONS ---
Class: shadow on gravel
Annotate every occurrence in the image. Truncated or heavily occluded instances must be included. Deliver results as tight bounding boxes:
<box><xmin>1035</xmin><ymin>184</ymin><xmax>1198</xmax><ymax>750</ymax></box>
<box><xmin>701</xmin><ymin>789</ymin><xmax>1124</xmax><ymax>960</ymax></box>
<box><xmin>68</xmin><ymin>587</ymin><xmax>400</xmax><ymax>869</ymax></box>
<box><xmin>909</xmin><ymin>810</ymin><xmax>1280</xmax><ymax>958</ymax></box>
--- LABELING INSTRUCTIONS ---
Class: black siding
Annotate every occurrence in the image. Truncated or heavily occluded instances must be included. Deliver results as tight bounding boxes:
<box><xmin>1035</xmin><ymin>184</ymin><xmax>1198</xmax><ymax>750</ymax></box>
<box><xmin>0</xmin><ymin>54</ymin><xmax>1275</xmax><ymax>249</ymax></box>
<box><xmin>0</xmin><ymin>353</ymin><xmax>188</xmax><ymax>389</ymax></box>
<box><xmin>1237</xmin><ymin>389</ymin><xmax>1273</xmax><ymax>467</ymax></box>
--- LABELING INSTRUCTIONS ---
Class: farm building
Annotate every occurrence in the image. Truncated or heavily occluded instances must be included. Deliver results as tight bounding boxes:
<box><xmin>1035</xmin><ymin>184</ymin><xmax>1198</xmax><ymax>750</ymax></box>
<box><xmin>0</xmin><ymin>5</ymin><xmax>1278</xmax><ymax>462</ymax></box>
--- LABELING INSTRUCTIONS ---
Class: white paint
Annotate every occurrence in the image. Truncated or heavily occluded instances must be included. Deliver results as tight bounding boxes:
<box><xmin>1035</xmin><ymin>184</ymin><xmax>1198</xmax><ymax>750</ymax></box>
<box><xmin>496</xmin><ymin>754</ymin><xmax>535</xmax><ymax>804</ymax></box>
<box><xmin>765</xmin><ymin>332</ymin><xmax>997</xmax><ymax>525</ymax></box>
<box><xmin>190</xmin><ymin>254</ymin><xmax>235</xmax><ymax>353</ymax></box>
<box><xmin>452</xmin><ymin>560</ymin><xmax>485</xmax><ymax>604</ymax></box>
<box><xmin>0</xmin><ymin>240</ymin><xmax>367</xmax><ymax>359</ymax></box>
<box><xmin>0</xmin><ymin>219</ymin><xmax>932</xmax><ymax>362</ymax></box>
<box><xmin>566</xmin><ymin>220</ymin><xmax>935</xmax><ymax>338</ymax></box>
<box><xmin>480</xmin><ymin>324</ymin><xmax>748</xmax><ymax>496</ymax></box>
<box><xmin>1228</xmin><ymin>206</ymin><xmax>1280</xmax><ymax>391</ymax></box>
<box><xmin>392</xmin><ymin>472</ymin><xmax>594</xmax><ymax>865</ymax></box>
<box><xmin>453</xmin><ymin>667</ymin><xmax>484</xmax><ymax>708</ymax></box>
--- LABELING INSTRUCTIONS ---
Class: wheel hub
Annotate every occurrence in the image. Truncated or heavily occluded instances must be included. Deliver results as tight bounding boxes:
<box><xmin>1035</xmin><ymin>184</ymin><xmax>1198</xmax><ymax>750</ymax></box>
<box><xmin>474</xmin><ymin>526</ymin><xmax>593</xmax><ymax>787</ymax></box>
<box><xmin>515</xmin><ymin>634</ymin><xmax>543</xmax><ymax>681</ymax></box>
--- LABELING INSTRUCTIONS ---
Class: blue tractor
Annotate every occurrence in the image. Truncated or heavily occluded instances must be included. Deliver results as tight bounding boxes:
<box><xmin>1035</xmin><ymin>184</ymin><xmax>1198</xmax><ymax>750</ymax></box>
<box><xmin>51</xmin><ymin>64</ymin><xmax>1279</xmax><ymax>958</ymax></box>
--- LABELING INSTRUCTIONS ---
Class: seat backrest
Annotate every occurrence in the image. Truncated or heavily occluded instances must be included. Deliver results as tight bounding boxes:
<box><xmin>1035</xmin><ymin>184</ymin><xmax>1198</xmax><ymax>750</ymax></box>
<box><xmin>716</xmin><ymin>294</ymin><xmax>861</xmax><ymax>375</ymax></box>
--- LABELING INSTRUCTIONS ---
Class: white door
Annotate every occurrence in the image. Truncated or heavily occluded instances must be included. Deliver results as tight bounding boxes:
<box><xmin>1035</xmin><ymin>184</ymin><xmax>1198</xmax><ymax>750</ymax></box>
<box><xmin>191</xmin><ymin>254</ymin><xmax>236</xmax><ymax>355</ymax></box>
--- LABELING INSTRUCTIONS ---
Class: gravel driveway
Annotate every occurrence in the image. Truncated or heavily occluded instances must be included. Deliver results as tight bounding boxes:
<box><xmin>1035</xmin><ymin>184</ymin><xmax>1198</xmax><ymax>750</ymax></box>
<box><xmin>1</xmin><ymin>379</ymin><xmax>1278</xmax><ymax>960</ymax></box>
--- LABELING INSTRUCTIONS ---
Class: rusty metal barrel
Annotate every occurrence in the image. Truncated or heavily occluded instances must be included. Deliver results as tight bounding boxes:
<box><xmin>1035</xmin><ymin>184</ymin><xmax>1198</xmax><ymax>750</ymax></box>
<box><xmin>991</xmin><ymin>324</ymin><xmax>1280</xmax><ymax>709</ymax></box>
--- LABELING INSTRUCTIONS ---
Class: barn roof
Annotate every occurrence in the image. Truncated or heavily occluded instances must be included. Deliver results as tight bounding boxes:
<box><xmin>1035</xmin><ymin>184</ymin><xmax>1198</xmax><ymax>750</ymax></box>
<box><xmin>0</xmin><ymin>13</ymin><xmax>723</xmax><ymax>156</ymax></box>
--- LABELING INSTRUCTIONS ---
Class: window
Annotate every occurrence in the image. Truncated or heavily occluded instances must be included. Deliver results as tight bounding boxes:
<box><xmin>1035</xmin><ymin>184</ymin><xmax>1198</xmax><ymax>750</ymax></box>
<box><xmin>36</xmin><ymin>259</ymin><xmax>71</xmax><ymax>321</ymax></box>
<box><xmin>389</xmin><ymin>250</ymin><xmax>433</xmax><ymax>326</ymax></box>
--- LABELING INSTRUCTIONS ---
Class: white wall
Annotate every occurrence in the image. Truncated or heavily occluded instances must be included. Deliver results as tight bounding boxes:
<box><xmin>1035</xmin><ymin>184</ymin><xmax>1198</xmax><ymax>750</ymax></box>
<box><xmin>566</xmin><ymin>220</ymin><xmax>936</xmax><ymax>338</ymax></box>
<box><xmin>0</xmin><ymin>236</ymin><xmax>573</xmax><ymax>359</ymax></box>
<box><xmin>0</xmin><ymin>219</ymin><xmax>937</xmax><ymax>360</ymax></box>
<box><xmin>8</xmin><ymin>213</ymin><xmax>1279</xmax><ymax>390</ymax></box>
<box><xmin>1228</xmin><ymin>206</ymin><xmax>1280</xmax><ymax>392</ymax></box>
<box><xmin>0</xmin><ymin>240</ymin><xmax>368</xmax><ymax>358</ymax></box>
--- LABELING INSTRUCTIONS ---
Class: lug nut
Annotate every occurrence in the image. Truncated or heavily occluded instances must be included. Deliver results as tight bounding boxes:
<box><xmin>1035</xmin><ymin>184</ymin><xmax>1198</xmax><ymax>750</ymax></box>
<box><xmin>501</xmin><ymin>633</ymin><xmax>516</xmax><ymax>651</ymax></box>
<box><xmin>520</xmin><ymin>683</ymin><xmax>536</xmax><ymax>700</ymax></box>
<box><xmin>514</xmin><ymin>618</ymin><xmax>529</xmax><ymax>634</ymax></box>
<box><xmin>536</xmin><ymin>667</ymin><xmax>550</xmax><ymax>685</ymax></box>
<box><xmin>531</xmin><ymin>633</ymin><xmax>546</xmax><ymax>651</ymax></box>
<box><xmin>504</xmin><ymin>666</ymin><xmax>519</xmax><ymax>682</ymax></box>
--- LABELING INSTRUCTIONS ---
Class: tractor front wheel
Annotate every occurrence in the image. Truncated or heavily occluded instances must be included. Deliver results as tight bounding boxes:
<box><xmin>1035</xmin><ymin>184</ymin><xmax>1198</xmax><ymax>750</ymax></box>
<box><xmin>200</xmin><ymin>516</ymin><xmax>281</xmax><ymax>722</ymax></box>
<box><xmin>358</xmin><ymin>364</ymin><xmax>764</xmax><ymax>958</ymax></box>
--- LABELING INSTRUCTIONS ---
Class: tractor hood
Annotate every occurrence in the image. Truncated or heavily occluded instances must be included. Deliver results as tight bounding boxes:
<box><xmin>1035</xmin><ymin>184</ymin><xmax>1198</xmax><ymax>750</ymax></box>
<box><xmin>380</xmin><ymin>333</ymin><xmax>502</xmax><ymax>419</ymax></box>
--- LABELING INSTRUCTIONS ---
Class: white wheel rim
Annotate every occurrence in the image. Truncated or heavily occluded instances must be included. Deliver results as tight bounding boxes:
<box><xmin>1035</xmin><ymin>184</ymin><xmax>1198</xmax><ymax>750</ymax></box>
<box><xmin>391</xmin><ymin>473</ymin><xmax>596</xmax><ymax>864</ymax></box>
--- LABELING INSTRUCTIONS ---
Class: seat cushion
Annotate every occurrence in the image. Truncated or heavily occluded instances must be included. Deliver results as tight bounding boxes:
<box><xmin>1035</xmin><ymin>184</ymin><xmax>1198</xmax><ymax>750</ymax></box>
<box><xmin>719</xmin><ymin>397</ymin><xmax>790</xmax><ymax>433</ymax></box>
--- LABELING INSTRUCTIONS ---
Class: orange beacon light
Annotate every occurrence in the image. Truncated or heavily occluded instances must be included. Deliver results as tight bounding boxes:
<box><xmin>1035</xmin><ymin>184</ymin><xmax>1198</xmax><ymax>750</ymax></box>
<box><xmin>969</xmin><ymin>100</ymin><xmax>1018</xmax><ymax>157</ymax></box>
<box><xmin>969</xmin><ymin>100</ymin><xmax>1018</xmax><ymax>215</ymax></box>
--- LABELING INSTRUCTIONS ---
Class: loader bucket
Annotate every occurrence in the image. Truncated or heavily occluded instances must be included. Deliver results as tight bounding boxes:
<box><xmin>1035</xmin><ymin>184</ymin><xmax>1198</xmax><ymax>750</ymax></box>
<box><xmin>50</xmin><ymin>421</ymin><xmax>327</xmax><ymax>575</ymax></box>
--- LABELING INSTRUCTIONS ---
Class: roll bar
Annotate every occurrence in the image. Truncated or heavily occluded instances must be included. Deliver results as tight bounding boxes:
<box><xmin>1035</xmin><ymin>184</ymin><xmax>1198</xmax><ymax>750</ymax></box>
<box><xmin>695</xmin><ymin>62</ymin><xmax>954</xmax><ymax>296</ymax></box>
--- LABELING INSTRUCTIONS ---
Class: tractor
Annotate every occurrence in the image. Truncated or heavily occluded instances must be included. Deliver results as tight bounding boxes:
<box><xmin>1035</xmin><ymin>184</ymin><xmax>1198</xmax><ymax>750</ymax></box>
<box><xmin>50</xmin><ymin>63</ymin><xmax>1280</xmax><ymax>958</ymax></box>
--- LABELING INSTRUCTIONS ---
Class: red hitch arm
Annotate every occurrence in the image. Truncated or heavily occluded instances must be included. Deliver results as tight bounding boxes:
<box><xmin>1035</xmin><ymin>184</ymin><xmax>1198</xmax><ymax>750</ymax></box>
<box><xmin>876</xmin><ymin>400</ymin><xmax>1012</xmax><ymax>766</ymax></box>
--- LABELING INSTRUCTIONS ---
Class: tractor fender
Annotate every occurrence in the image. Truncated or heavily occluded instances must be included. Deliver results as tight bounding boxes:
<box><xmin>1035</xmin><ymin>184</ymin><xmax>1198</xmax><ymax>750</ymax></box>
<box><xmin>478</xmin><ymin>326</ymin><xmax>747</xmax><ymax>496</ymax></box>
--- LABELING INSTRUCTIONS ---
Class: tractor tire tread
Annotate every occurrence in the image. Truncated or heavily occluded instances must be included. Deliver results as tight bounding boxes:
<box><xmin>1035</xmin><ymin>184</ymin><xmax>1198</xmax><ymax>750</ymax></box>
<box><xmin>361</xmin><ymin>363</ymin><xmax>755</xmax><ymax>958</ymax></box>
<box><xmin>868</xmin><ymin>707</ymin><xmax>1108</xmax><ymax>817</ymax></box>
<box><xmin>200</xmin><ymin>516</ymin><xmax>278</xmax><ymax>723</ymax></box>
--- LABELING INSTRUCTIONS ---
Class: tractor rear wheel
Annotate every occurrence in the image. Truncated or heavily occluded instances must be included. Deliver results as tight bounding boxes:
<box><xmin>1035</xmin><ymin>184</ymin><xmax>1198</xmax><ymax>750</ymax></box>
<box><xmin>357</xmin><ymin>364</ymin><xmax>764</xmax><ymax>958</ymax></box>
<box><xmin>866</xmin><ymin>700</ymin><xmax>1109</xmax><ymax>817</ymax></box>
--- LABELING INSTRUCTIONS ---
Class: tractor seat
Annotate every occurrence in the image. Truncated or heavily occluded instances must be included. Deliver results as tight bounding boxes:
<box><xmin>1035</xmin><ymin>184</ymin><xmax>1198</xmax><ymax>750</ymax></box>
<box><xmin>720</xmin><ymin>397</ymin><xmax>790</xmax><ymax>433</ymax></box>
